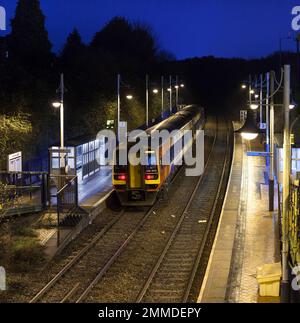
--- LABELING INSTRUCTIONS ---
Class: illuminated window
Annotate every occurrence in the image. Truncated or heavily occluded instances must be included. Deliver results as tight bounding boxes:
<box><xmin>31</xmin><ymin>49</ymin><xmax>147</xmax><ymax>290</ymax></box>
<box><xmin>279</xmin><ymin>148</ymin><xmax>300</xmax><ymax>172</ymax></box>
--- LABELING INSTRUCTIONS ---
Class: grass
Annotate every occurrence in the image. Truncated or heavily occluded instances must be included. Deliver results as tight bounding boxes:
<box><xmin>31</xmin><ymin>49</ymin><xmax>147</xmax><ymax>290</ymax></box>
<box><xmin>0</xmin><ymin>215</ymin><xmax>46</xmax><ymax>301</ymax></box>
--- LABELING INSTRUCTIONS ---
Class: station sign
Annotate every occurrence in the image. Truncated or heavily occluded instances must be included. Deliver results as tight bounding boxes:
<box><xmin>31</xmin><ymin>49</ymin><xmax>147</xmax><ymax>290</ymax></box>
<box><xmin>7</xmin><ymin>151</ymin><xmax>22</xmax><ymax>172</ymax></box>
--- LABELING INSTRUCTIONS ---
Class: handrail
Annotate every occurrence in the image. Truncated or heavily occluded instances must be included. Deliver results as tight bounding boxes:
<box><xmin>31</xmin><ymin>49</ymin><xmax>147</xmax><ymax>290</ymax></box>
<box><xmin>56</xmin><ymin>176</ymin><xmax>77</xmax><ymax>195</ymax></box>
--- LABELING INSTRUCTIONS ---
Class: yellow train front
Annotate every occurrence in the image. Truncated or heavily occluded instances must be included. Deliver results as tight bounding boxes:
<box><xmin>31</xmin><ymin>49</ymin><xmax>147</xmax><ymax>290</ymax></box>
<box><xmin>112</xmin><ymin>105</ymin><xmax>205</xmax><ymax>206</ymax></box>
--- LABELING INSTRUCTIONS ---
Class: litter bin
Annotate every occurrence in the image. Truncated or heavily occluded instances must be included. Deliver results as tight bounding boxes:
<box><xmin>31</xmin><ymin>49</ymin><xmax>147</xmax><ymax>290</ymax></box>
<box><xmin>257</xmin><ymin>262</ymin><xmax>282</xmax><ymax>297</ymax></box>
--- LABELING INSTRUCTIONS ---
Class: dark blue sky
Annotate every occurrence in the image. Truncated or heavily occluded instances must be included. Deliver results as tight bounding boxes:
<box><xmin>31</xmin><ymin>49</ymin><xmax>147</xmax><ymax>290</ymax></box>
<box><xmin>0</xmin><ymin>0</ymin><xmax>299</xmax><ymax>59</ymax></box>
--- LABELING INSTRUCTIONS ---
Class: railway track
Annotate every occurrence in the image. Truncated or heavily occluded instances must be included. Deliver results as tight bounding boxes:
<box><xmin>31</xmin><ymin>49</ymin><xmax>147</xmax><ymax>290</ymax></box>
<box><xmin>29</xmin><ymin>144</ymin><xmax>190</xmax><ymax>303</ymax></box>
<box><xmin>80</xmin><ymin>118</ymin><xmax>225</xmax><ymax>303</ymax></box>
<box><xmin>30</xmin><ymin>117</ymin><xmax>230</xmax><ymax>303</ymax></box>
<box><xmin>136</xmin><ymin>120</ymin><xmax>231</xmax><ymax>303</ymax></box>
<box><xmin>29</xmin><ymin>207</ymin><xmax>154</xmax><ymax>303</ymax></box>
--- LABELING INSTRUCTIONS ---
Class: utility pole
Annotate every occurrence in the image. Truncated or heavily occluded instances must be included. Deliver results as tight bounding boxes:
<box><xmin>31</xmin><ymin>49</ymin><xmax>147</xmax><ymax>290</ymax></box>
<box><xmin>161</xmin><ymin>76</ymin><xmax>164</xmax><ymax>119</ymax></box>
<box><xmin>146</xmin><ymin>74</ymin><xmax>149</xmax><ymax>127</ymax></box>
<box><xmin>117</xmin><ymin>74</ymin><xmax>121</xmax><ymax>140</ymax></box>
<box><xmin>281</xmin><ymin>64</ymin><xmax>291</xmax><ymax>302</ymax></box>
<box><xmin>269</xmin><ymin>71</ymin><xmax>274</xmax><ymax>211</ymax></box>
<box><xmin>249</xmin><ymin>75</ymin><xmax>252</xmax><ymax>106</ymax></box>
<box><xmin>169</xmin><ymin>75</ymin><xmax>172</xmax><ymax>115</ymax></box>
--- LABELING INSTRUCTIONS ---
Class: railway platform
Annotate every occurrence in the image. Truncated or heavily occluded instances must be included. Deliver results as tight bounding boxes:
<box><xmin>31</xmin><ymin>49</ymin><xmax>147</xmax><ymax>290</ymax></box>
<box><xmin>38</xmin><ymin>169</ymin><xmax>113</xmax><ymax>259</ymax></box>
<box><xmin>198</xmin><ymin>129</ymin><xmax>280</xmax><ymax>303</ymax></box>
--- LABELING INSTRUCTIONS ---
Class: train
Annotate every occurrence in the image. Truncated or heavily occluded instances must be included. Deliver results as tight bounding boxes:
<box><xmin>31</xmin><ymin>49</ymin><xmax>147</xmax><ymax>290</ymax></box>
<box><xmin>112</xmin><ymin>105</ymin><xmax>205</xmax><ymax>206</ymax></box>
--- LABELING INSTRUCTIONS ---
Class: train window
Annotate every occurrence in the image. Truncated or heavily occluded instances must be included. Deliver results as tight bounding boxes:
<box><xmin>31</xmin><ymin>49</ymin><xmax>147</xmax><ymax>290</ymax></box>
<box><xmin>145</xmin><ymin>151</ymin><xmax>158</xmax><ymax>172</ymax></box>
<box><xmin>147</xmin><ymin>153</ymin><xmax>157</xmax><ymax>166</ymax></box>
<box><xmin>114</xmin><ymin>165</ymin><xmax>127</xmax><ymax>173</ymax></box>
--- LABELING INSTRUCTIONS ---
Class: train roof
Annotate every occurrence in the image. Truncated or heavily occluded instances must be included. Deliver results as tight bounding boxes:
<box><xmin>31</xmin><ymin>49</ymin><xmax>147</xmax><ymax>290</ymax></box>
<box><xmin>146</xmin><ymin>105</ymin><xmax>203</xmax><ymax>135</ymax></box>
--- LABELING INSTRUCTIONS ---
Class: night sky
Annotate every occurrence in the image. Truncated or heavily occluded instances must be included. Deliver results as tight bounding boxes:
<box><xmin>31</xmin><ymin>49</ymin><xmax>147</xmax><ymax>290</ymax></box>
<box><xmin>0</xmin><ymin>0</ymin><xmax>299</xmax><ymax>59</ymax></box>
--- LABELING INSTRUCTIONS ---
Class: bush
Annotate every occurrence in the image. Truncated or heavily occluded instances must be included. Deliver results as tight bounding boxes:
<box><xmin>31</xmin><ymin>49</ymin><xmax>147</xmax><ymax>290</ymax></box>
<box><xmin>10</xmin><ymin>236</ymin><xmax>45</xmax><ymax>272</ymax></box>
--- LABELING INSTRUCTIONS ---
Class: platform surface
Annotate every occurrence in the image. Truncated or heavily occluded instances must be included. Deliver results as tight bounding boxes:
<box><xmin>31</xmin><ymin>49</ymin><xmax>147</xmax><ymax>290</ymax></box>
<box><xmin>39</xmin><ymin>167</ymin><xmax>113</xmax><ymax>259</ymax></box>
<box><xmin>198</xmin><ymin>132</ymin><xmax>280</xmax><ymax>303</ymax></box>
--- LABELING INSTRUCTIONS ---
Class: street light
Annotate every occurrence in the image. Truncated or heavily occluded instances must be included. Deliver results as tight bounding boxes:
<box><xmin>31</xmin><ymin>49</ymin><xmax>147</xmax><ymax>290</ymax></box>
<box><xmin>241</xmin><ymin>132</ymin><xmax>259</xmax><ymax>140</ymax></box>
<box><xmin>241</xmin><ymin>84</ymin><xmax>247</xmax><ymax>89</ymax></box>
<box><xmin>236</xmin><ymin>110</ymin><xmax>260</xmax><ymax>141</ymax></box>
<box><xmin>52</xmin><ymin>73</ymin><xmax>66</xmax><ymax>176</ymax></box>
<box><xmin>250</xmin><ymin>103</ymin><xmax>259</xmax><ymax>110</ymax></box>
<box><xmin>153</xmin><ymin>89</ymin><xmax>159</xmax><ymax>94</ymax></box>
<box><xmin>180</xmin><ymin>83</ymin><xmax>185</xmax><ymax>88</ymax></box>
<box><xmin>126</xmin><ymin>95</ymin><xmax>133</xmax><ymax>100</ymax></box>
<box><xmin>52</xmin><ymin>102</ymin><xmax>61</xmax><ymax>109</ymax></box>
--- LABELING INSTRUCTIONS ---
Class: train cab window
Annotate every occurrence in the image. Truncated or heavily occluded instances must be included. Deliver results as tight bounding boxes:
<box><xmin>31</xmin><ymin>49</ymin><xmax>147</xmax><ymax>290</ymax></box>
<box><xmin>145</xmin><ymin>151</ymin><xmax>158</xmax><ymax>173</ymax></box>
<box><xmin>114</xmin><ymin>165</ymin><xmax>127</xmax><ymax>173</ymax></box>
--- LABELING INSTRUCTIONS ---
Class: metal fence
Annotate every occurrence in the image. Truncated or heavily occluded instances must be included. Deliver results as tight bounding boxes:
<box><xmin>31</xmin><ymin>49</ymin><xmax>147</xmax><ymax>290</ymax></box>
<box><xmin>49</xmin><ymin>175</ymin><xmax>78</xmax><ymax>225</ymax></box>
<box><xmin>0</xmin><ymin>171</ymin><xmax>48</xmax><ymax>218</ymax></box>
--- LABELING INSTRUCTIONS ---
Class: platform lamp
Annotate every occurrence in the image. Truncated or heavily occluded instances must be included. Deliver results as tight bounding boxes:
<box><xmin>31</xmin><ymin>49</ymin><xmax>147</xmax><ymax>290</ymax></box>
<box><xmin>235</xmin><ymin>108</ymin><xmax>262</xmax><ymax>140</ymax></box>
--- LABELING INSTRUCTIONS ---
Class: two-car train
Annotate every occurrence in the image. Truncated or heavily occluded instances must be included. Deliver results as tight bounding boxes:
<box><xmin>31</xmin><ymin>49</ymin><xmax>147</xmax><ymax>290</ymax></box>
<box><xmin>112</xmin><ymin>105</ymin><xmax>205</xmax><ymax>206</ymax></box>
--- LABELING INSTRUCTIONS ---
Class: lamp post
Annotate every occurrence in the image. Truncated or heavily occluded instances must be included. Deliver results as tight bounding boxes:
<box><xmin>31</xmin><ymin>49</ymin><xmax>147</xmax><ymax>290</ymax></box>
<box><xmin>117</xmin><ymin>74</ymin><xmax>121</xmax><ymax>141</ymax></box>
<box><xmin>249</xmin><ymin>75</ymin><xmax>252</xmax><ymax>106</ymax></box>
<box><xmin>169</xmin><ymin>75</ymin><xmax>172</xmax><ymax>115</ymax></box>
<box><xmin>259</xmin><ymin>74</ymin><xmax>263</xmax><ymax>127</ymax></box>
<box><xmin>281</xmin><ymin>64</ymin><xmax>291</xmax><ymax>302</ymax></box>
<box><xmin>161</xmin><ymin>76</ymin><xmax>164</xmax><ymax>119</ymax></box>
<box><xmin>175</xmin><ymin>75</ymin><xmax>179</xmax><ymax>108</ymax></box>
<box><xmin>146</xmin><ymin>74</ymin><xmax>149</xmax><ymax>127</ymax></box>
<box><xmin>269</xmin><ymin>71</ymin><xmax>275</xmax><ymax>211</ymax></box>
<box><xmin>52</xmin><ymin>73</ymin><xmax>65</xmax><ymax>171</ymax></box>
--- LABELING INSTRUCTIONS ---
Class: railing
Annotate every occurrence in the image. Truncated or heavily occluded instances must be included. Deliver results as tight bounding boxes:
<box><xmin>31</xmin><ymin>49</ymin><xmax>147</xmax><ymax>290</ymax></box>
<box><xmin>50</xmin><ymin>175</ymin><xmax>78</xmax><ymax>226</ymax></box>
<box><xmin>0</xmin><ymin>171</ymin><xmax>48</xmax><ymax>218</ymax></box>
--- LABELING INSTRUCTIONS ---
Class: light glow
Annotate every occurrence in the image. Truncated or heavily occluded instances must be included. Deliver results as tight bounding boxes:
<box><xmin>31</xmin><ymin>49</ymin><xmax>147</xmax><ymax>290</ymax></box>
<box><xmin>289</xmin><ymin>104</ymin><xmax>295</xmax><ymax>110</ymax></box>
<box><xmin>241</xmin><ymin>132</ymin><xmax>258</xmax><ymax>140</ymax></box>
<box><xmin>250</xmin><ymin>104</ymin><xmax>259</xmax><ymax>110</ymax></box>
<box><xmin>153</xmin><ymin>89</ymin><xmax>159</xmax><ymax>94</ymax></box>
<box><xmin>241</xmin><ymin>84</ymin><xmax>247</xmax><ymax>89</ymax></box>
<box><xmin>118</xmin><ymin>174</ymin><xmax>126</xmax><ymax>181</ymax></box>
<box><xmin>52</xmin><ymin>102</ymin><xmax>61</xmax><ymax>108</ymax></box>
<box><xmin>145</xmin><ymin>174</ymin><xmax>155</xmax><ymax>180</ymax></box>
<box><xmin>126</xmin><ymin>95</ymin><xmax>133</xmax><ymax>100</ymax></box>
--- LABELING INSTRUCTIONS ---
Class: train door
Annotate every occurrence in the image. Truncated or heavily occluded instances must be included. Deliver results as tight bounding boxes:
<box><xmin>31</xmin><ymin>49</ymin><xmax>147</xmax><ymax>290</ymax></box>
<box><xmin>128</xmin><ymin>149</ymin><xmax>142</xmax><ymax>189</ymax></box>
<box><xmin>129</xmin><ymin>164</ymin><xmax>142</xmax><ymax>189</ymax></box>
